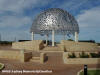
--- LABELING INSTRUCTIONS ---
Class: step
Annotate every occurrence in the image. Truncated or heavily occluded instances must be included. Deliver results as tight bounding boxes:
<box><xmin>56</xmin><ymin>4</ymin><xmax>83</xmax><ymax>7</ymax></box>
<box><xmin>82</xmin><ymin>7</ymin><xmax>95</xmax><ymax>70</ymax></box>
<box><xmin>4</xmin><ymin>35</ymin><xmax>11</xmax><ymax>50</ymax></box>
<box><xmin>29</xmin><ymin>57</ymin><xmax>40</xmax><ymax>62</ymax></box>
<box><xmin>30</xmin><ymin>59</ymin><xmax>40</xmax><ymax>63</ymax></box>
<box><xmin>43</xmin><ymin>47</ymin><xmax>61</xmax><ymax>50</ymax></box>
<box><xmin>31</xmin><ymin>57</ymin><xmax>40</xmax><ymax>60</ymax></box>
<box><xmin>40</xmin><ymin>50</ymin><xmax>64</xmax><ymax>52</ymax></box>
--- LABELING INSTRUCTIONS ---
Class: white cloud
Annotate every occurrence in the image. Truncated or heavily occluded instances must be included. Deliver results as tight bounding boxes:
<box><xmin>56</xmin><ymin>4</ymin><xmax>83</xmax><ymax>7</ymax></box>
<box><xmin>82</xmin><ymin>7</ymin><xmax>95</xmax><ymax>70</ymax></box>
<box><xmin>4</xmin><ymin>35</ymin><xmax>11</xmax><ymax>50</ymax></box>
<box><xmin>0</xmin><ymin>0</ymin><xmax>50</xmax><ymax>13</ymax></box>
<box><xmin>59</xmin><ymin>0</ymin><xmax>88</xmax><ymax>11</ymax></box>
<box><xmin>0</xmin><ymin>0</ymin><xmax>52</xmax><ymax>41</ymax></box>
<box><xmin>76</xmin><ymin>6</ymin><xmax>100</xmax><ymax>42</ymax></box>
<box><xmin>0</xmin><ymin>15</ymin><xmax>32</xmax><ymax>27</ymax></box>
<box><xmin>76</xmin><ymin>6</ymin><xmax>100</xmax><ymax>28</ymax></box>
<box><xmin>52</xmin><ymin>0</ymin><xmax>91</xmax><ymax>13</ymax></box>
<box><xmin>0</xmin><ymin>0</ymin><xmax>51</xmax><ymax>28</ymax></box>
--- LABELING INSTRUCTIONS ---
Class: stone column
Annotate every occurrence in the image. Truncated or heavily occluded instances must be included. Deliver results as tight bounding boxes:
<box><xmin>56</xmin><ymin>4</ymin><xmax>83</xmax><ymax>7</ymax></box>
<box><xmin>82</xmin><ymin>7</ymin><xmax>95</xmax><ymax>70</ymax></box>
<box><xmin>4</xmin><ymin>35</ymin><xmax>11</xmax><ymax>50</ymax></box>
<box><xmin>40</xmin><ymin>53</ymin><xmax>46</xmax><ymax>64</ymax></box>
<box><xmin>52</xmin><ymin>30</ymin><xmax>55</xmax><ymax>46</ymax></box>
<box><xmin>63</xmin><ymin>34</ymin><xmax>66</xmax><ymax>40</ymax></box>
<box><xmin>31</xmin><ymin>32</ymin><xmax>34</xmax><ymax>40</ymax></box>
<box><xmin>46</xmin><ymin>34</ymin><xmax>48</xmax><ymax>46</ymax></box>
<box><xmin>20</xmin><ymin>49</ymin><xmax>25</xmax><ymax>62</ymax></box>
<box><xmin>63</xmin><ymin>52</ymin><xmax>68</xmax><ymax>64</ymax></box>
<box><xmin>75</xmin><ymin>32</ymin><xmax>78</xmax><ymax>42</ymax></box>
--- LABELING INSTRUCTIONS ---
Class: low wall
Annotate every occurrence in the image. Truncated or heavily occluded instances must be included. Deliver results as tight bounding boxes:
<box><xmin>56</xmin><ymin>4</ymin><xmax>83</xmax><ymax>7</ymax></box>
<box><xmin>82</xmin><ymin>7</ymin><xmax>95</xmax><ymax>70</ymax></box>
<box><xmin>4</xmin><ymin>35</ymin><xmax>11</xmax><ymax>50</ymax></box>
<box><xmin>0</xmin><ymin>50</ymin><xmax>32</xmax><ymax>62</ymax></box>
<box><xmin>0</xmin><ymin>50</ymin><xmax>46</xmax><ymax>63</ymax></box>
<box><xmin>24</xmin><ymin>52</ymin><xmax>32</xmax><ymax>61</ymax></box>
<box><xmin>57</xmin><ymin>44</ymin><xmax>65</xmax><ymax>51</ymax></box>
<box><xmin>12</xmin><ymin>40</ymin><xmax>44</xmax><ymax>51</ymax></box>
<box><xmin>63</xmin><ymin>52</ymin><xmax>100</xmax><ymax>64</ymax></box>
<box><xmin>29</xmin><ymin>53</ymin><xmax>47</xmax><ymax>63</ymax></box>
<box><xmin>65</xmin><ymin>52</ymin><xmax>98</xmax><ymax>57</ymax></box>
<box><xmin>20</xmin><ymin>51</ymin><xmax>32</xmax><ymax>62</ymax></box>
<box><xmin>61</xmin><ymin>40</ymin><xmax>100</xmax><ymax>52</ymax></box>
<box><xmin>0</xmin><ymin>50</ymin><xmax>20</xmax><ymax>60</ymax></box>
<box><xmin>64</xmin><ymin>58</ymin><xmax>100</xmax><ymax>64</ymax></box>
<box><xmin>40</xmin><ymin>53</ymin><xmax>47</xmax><ymax>64</ymax></box>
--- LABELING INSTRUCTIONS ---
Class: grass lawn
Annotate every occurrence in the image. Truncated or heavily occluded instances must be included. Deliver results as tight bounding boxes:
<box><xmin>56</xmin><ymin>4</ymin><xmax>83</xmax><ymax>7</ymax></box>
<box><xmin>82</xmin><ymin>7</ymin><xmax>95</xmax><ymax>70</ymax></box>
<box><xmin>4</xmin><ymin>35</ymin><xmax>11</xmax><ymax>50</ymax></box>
<box><xmin>0</xmin><ymin>64</ymin><xmax>2</xmax><ymax>67</ymax></box>
<box><xmin>80</xmin><ymin>70</ymin><xmax>100</xmax><ymax>75</ymax></box>
<box><xmin>0</xmin><ymin>63</ymin><xmax>4</xmax><ymax>70</ymax></box>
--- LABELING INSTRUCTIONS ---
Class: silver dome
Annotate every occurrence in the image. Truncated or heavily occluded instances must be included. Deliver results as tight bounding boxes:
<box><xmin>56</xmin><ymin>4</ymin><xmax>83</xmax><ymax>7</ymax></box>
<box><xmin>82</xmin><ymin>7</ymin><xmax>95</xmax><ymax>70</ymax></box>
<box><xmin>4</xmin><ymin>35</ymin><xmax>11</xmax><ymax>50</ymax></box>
<box><xmin>30</xmin><ymin>8</ymin><xmax>79</xmax><ymax>35</ymax></box>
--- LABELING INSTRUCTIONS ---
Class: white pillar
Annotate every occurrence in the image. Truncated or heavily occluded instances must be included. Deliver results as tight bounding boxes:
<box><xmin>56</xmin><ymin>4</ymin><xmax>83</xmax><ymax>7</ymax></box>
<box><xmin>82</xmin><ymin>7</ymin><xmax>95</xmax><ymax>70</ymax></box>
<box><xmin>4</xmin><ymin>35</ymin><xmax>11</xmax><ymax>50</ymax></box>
<box><xmin>52</xmin><ymin>30</ymin><xmax>55</xmax><ymax>46</ymax></box>
<box><xmin>63</xmin><ymin>34</ymin><xmax>66</xmax><ymax>40</ymax></box>
<box><xmin>75</xmin><ymin>32</ymin><xmax>78</xmax><ymax>42</ymax></box>
<box><xmin>31</xmin><ymin>32</ymin><xmax>34</xmax><ymax>40</ymax></box>
<box><xmin>46</xmin><ymin>34</ymin><xmax>48</xmax><ymax>46</ymax></box>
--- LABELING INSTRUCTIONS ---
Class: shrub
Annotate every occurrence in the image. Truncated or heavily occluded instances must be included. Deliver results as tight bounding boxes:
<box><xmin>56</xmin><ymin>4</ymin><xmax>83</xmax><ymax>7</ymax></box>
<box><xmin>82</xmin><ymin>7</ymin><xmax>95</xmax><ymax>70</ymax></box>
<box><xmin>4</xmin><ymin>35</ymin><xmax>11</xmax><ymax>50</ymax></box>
<box><xmin>68</xmin><ymin>53</ymin><xmax>76</xmax><ymax>58</ymax></box>
<box><xmin>68</xmin><ymin>39</ymin><xmax>73</xmax><ymax>41</ymax></box>
<box><xmin>97</xmin><ymin>43</ymin><xmax>100</xmax><ymax>46</ymax></box>
<box><xmin>0</xmin><ymin>63</ymin><xmax>4</xmax><ymax>70</ymax></box>
<box><xmin>90</xmin><ymin>53</ymin><xmax>100</xmax><ymax>58</ymax></box>
<box><xmin>79</xmin><ymin>52</ymin><xmax>89</xmax><ymax>58</ymax></box>
<box><xmin>0</xmin><ymin>41</ymin><xmax>12</xmax><ymax>45</ymax></box>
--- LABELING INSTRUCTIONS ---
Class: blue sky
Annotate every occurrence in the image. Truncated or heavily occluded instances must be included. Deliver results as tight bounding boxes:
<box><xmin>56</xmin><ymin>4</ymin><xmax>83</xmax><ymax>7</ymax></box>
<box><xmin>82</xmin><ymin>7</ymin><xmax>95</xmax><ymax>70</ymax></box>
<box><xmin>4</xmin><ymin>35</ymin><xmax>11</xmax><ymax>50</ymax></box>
<box><xmin>0</xmin><ymin>0</ymin><xmax>100</xmax><ymax>42</ymax></box>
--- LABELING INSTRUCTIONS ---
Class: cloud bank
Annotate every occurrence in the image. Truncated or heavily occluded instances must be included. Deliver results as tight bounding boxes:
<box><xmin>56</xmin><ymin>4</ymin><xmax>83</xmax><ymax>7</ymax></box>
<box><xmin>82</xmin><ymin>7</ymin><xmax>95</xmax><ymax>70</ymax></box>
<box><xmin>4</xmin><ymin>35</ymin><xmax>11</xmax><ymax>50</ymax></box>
<box><xmin>76</xmin><ymin>6</ymin><xmax>100</xmax><ymax>42</ymax></box>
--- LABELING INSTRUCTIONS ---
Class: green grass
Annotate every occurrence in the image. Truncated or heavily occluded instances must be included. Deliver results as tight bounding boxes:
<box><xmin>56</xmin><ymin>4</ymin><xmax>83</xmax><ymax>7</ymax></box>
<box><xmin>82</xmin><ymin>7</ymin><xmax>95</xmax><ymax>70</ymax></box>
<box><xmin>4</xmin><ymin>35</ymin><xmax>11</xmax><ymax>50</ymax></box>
<box><xmin>80</xmin><ymin>70</ymin><xmax>100</xmax><ymax>75</ymax></box>
<box><xmin>0</xmin><ymin>63</ymin><xmax>4</xmax><ymax>70</ymax></box>
<box><xmin>0</xmin><ymin>64</ymin><xmax>2</xmax><ymax>67</ymax></box>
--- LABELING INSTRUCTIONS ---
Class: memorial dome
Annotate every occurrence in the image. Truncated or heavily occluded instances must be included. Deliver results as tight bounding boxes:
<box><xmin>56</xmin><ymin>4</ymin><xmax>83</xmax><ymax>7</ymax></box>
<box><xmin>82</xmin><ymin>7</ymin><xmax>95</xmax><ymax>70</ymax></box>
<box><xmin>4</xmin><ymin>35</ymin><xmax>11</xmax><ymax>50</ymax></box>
<box><xmin>31</xmin><ymin>8</ymin><xmax>79</xmax><ymax>35</ymax></box>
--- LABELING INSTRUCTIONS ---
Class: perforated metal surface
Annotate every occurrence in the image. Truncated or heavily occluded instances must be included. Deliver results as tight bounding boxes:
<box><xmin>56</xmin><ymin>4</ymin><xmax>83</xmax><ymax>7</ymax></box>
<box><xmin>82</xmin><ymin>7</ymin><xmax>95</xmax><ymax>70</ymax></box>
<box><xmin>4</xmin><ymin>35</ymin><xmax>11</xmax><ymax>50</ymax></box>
<box><xmin>30</xmin><ymin>8</ymin><xmax>79</xmax><ymax>35</ymax></box>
